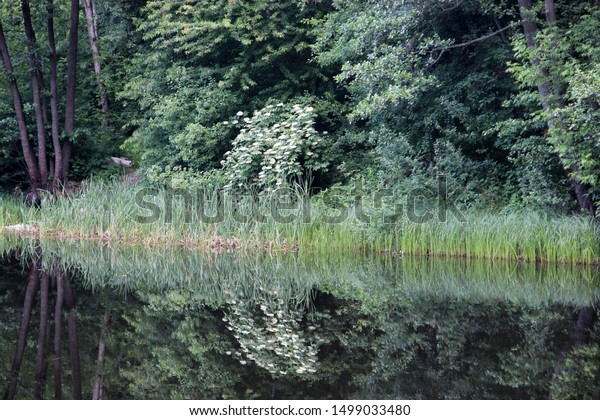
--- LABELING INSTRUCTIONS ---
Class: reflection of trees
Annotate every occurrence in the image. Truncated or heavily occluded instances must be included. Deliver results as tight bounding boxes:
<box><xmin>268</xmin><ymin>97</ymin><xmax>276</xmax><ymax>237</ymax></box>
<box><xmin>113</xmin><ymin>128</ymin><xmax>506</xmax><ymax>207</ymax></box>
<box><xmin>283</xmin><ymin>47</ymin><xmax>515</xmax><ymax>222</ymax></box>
<box><xmin>63</xmin><ymin>272</ymin><xmax>82</xmax><ymax>399</ymax></box>
<box><xmin>33</xmin><ymin>272</ymin><xmax>49</xmax><ymax>399</ymax></box>
<box><xmin>1</xmin><ymin>240</ymin><xmax>599</xmax><ymax>399</ymax></box>
<box><xmin>92</xmin><ymin>310</ymin><xmax>111</xmax><ymax>400</ymax></box>
<box><xmin>53</xmin><ymin>270</ymin><xmax>64</xmax><ymax>399</ymax></box>
<box><xmin>575</xmin><ymin>307</ymin><xmax>598</xmax><ymax>348</ymax></box>
<box><xmin>117</xmin><ymin>288</ymin><xmax>368</xmax><ymax>399</ymax></box>
<box><xmin>1</xmin><ymin>255</ymin><xmax>110</xmax><ymax>400</ymax></box>
<box><xmin>325</xmin><ymin>295</ymin><xmax>600</xmax><ymax>399</ymax></box>
<box><xmin>550</xmin><ymin>306</ymin><xmax>599</xmax><ymax>399</ymax></box>
<box><xmin>4</xmin><ymin>256</ymin><xmax>40</xmax><ymax>399</ymax></box>
<box><xmin>117</xmin><ymin>289</ymin><xmax>244</xmax><ymax>399</ymax></box>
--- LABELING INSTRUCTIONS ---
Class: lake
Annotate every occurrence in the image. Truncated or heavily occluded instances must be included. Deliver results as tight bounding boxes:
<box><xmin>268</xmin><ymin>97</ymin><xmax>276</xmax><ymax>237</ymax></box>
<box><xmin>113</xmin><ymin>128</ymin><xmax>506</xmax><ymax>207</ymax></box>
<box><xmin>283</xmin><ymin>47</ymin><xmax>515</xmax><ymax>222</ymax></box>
<box><xmin>1</xmin><ymin>237</ymin><xmax>599</xmax><ymax>399</ymax></box>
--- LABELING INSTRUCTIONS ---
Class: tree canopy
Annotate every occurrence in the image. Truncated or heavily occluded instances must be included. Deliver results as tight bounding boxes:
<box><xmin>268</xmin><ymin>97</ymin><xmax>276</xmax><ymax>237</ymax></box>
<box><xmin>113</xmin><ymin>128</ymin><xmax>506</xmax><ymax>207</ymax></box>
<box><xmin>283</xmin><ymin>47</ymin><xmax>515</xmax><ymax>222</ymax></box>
<box><xmin>0</xmin><ymin>0</ymin><xmax>597</xmax><ymax>214</ymax></box>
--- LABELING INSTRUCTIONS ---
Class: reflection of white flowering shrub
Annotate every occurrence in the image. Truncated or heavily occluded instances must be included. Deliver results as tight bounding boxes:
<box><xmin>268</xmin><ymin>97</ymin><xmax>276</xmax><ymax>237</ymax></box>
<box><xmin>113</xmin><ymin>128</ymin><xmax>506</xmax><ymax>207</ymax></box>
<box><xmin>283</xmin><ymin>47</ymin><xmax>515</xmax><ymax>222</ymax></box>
<box><xmin>221</xmin><ymin>103</ymin><xmax>327</xmax><ymax>191</ymax></box>
<box><xmin>222</xmin><ymin>290</ymin><xmax>323</xmax><ymax>376</ymax></box>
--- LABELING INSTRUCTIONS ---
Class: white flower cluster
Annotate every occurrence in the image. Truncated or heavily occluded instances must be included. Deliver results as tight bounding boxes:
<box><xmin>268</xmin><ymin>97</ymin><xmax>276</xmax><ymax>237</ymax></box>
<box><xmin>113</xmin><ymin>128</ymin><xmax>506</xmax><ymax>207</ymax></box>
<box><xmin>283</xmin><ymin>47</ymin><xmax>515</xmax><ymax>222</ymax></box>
<box><xmin>221</xmin><ymin>103</ymin><xmax>326</xmax><ymax>191</ymax></box>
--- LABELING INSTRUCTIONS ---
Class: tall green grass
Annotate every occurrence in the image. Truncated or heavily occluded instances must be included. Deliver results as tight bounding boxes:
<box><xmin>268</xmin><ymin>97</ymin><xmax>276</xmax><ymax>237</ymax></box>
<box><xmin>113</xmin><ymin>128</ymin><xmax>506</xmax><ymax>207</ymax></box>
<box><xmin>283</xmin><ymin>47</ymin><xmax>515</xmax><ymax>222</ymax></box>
<box><xmin>394</xmin><ymin>211</ymin><xmax>599</xmax><ymax>265</ymax></box>
<box><xmin>2</xmin><ymin>181</ymin><xmax>599</xmax><ymax>265</ymax></box>
<box><xmin>0</xmin><ymin>194</ymin><xmax>22</xmax><ymax>228</ymax></box>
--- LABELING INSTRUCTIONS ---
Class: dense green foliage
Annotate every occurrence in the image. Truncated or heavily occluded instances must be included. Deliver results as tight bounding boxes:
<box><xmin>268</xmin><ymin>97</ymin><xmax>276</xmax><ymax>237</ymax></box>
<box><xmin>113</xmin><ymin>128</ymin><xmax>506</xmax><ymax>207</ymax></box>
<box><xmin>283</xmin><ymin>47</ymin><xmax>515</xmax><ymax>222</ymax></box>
<box><xmin>119</xmin><ymin>0</ymin><xmax>338</xmax><ymax>187</ymax></box>
<box><xmin>0</xmin><ymin>0</ymin><xmax>598</xmax><ymax>214</ymax></box>
<box><xmin>2</xmin><ymin>1</ymin><xmax>599</xmax><ymax>402</ymax></box>
<box><xmin>311</xmin><ymin>0</ymin><xmax>598</xmax><ymax>210</ymax></box>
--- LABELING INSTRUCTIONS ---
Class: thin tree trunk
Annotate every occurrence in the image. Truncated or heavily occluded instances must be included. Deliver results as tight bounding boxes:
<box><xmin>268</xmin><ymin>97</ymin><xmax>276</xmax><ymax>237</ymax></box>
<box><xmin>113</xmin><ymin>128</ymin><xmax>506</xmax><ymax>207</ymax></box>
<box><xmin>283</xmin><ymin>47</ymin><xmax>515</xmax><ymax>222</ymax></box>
<box><xmin>92</xmin><ymin>310</ymin><xmax>111</xmax><ymax>400</ymax></box>
<box><xmin>0</xmin><ymin>21</ymin><xmax>40</xmax><ymax>192</ymax></box>
<box><xmin>83</xmin><ymin>0</ymin><xmax>110</xmax><ymax>125</ymax></box>
<box><xmin>517</xmin><ymin>0</ymin><xmax>553</xmax><ymax>110</ymax></box>
<box><xmin>67</xmin><ymin>312</ymin><xmax>82</xmax><ymax>399</ymax></box>
<box><xmin>34</xmin><ymin>272</ymin><xmax>50</xmax><ymax>399</ymax></box>
<box><xmin>47</xmin><ymin>0</ymin><xmax>63</xmax><ymax>189</ymax></box>
<box><xmin>21</xmin><ymin>0</ymin><xmax>48</xmax><ymax>187</ymax></box>
<box><xmin>64</xmin><ymin>274</ymin><xmax>82</xmax><ymax>399</ymax></box>
<box><xmin>61</xmin><ymin>0</ymin><xmax>80</xmax><ymax>183</ymax></box>
<box><xmin>570</xmin><ymin>163</ymin><xmax>596</xmax><ymax>216</ymax></box>
<box><xmin>4</xmin><ymin>266</ymin><xmax>40</xmax><ymax>400</ymax></box>
<box><xmin>43</xmin><ymin>309</ymin><xmax>52</xmax><ymax>396</ymax></box>
<box><xmin>544</xmin><ymin>0</ymin><xmax>557</xmax><ymax>23</ymax></box>
<box><xmin>54</xmin><ymin>271</ymin><xmax>64</xmax><ymax>400</ymax></box>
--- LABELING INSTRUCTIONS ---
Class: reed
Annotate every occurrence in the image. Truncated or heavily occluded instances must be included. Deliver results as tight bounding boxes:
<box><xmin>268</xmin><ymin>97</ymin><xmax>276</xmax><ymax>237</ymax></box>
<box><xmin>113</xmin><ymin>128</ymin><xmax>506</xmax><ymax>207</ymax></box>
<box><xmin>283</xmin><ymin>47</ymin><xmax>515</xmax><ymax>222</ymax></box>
<box><xmin>0</xmin><ymin>194</ymin><xmax>21</xmax><ymax>228</ymax></box>
<box><xmin>1</xmin><ymin>181</ymin><xmax>599</xmax><ymax>265</ymax></box>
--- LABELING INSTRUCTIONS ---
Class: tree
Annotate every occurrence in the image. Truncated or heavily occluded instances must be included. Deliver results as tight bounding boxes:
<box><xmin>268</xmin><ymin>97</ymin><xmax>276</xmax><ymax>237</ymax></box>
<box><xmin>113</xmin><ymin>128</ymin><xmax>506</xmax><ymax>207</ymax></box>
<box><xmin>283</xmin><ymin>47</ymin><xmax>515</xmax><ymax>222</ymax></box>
<box><xmin>121</xmin><ymin>0</ymin><xmax>337</xmax><ymax>188</ymax></box>
<box><xmin>313</xmin><ymin>0</ymin><xmax>599</xmax><ymax>212</ymax></box>
<box><xmin>0</xmin><ymin>0</ymin><xmax>82</xmax><ymax>197</ymax></box>
<box><xmin>312</xmin><ymin>0</ymin><xmax>520</xmax><ymax>202</ymax></box>
<box><xmin>82</xmin><ymin>0</ymin><xmax>110</xmax><ymax>125</ymax></box>
<box><xmin>61</xmin><ymin>0</ymin><xmax>81</xmax><ymax>185</ymax></box>
<box><xmin>513</xmin><ymin>0</ymin><xmax>599</xmax><ymax>215</ymax></box>
<box><xmin>0</xmin><ymin>18</ymin><xmax>41</xmax><ymax>195</ymax></box>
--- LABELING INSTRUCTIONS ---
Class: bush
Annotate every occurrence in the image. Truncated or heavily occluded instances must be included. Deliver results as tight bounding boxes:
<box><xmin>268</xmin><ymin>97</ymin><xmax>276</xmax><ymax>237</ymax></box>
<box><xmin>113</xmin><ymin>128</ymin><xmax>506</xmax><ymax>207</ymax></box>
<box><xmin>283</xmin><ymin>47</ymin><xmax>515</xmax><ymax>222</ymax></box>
<box><xmin>221</xmin><ymin>103</ymin><xmax>327</xmax><ymax>192</ymax></box>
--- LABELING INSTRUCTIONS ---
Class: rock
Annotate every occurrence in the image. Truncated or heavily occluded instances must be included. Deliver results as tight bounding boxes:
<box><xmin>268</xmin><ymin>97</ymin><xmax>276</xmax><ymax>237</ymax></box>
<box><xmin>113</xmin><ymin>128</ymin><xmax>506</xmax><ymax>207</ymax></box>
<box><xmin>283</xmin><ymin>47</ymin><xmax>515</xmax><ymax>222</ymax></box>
<box><xmin>3</xmin><ymin>224</ymin><xmax>38</xmax><ymax>233</ymax></box>
<box><xmin>111</xmin><ymin>157</ymin><xmax>134</xmax><ymax>167</ymax></box>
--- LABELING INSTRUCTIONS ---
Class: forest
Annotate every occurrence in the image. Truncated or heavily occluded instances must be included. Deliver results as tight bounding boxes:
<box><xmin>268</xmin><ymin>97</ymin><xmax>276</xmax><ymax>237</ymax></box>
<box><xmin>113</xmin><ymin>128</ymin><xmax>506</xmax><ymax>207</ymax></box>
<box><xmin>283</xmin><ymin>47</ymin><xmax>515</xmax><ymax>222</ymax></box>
<box><xmin>0</xmin><ymin>0</ymin><xmax>599</xmax><ymax>257</ymax></box>
<box><xmin>1</xmin><ymin>0</ymin><xmax>600</xmax><ymax>402</ymax></box>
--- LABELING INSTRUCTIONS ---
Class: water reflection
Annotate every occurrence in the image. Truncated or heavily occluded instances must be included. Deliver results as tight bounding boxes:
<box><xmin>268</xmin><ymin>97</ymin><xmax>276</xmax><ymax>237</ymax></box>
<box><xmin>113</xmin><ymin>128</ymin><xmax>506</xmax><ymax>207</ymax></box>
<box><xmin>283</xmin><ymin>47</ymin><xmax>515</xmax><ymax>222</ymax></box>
<box><xmin>2</xmin><ymin>254</ymin><xmax>82</xmax><ymax>400</ymax></box>
<box><xmin>0</xmin><ymin>237</ymin><xmax>599</xmax><ymax>399</ymax></box>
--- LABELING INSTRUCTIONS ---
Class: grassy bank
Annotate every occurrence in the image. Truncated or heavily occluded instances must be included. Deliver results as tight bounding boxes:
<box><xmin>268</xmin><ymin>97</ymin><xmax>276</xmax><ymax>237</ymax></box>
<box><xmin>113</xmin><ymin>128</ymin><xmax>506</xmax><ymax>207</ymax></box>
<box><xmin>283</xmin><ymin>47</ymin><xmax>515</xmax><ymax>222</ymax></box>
<box><xmin>1</xmin><ymin>182</ymin><xmax>599</xmax><ymax>265</ymax></box>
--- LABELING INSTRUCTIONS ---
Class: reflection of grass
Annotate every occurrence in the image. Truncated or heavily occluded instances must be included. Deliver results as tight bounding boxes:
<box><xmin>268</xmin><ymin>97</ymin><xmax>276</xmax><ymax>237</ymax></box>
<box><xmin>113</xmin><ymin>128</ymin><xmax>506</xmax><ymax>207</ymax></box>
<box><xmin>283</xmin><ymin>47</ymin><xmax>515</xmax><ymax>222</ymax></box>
<box><xmin>2</xmin><ymin>237</ymin><xmax>599</xmax><ymax>307</ymax></box>
<box><xmin>1</xmin><ymin>181</ymin><xmax>599</xmax><ymax>264</ymax></box>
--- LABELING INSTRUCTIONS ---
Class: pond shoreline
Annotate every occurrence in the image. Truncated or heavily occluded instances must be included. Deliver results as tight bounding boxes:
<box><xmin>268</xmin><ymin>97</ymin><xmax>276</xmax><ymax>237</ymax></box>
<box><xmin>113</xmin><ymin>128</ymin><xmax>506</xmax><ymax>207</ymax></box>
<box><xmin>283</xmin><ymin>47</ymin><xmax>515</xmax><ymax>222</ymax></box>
<box><xmin>3</xmin><ymin>227</ymin><xmax>599</xmax><ymax>267</ymax></box>
<box><xmin>2</xmin><ymin>182</ymin><xmax>599</xmax><ymax>266</ymax></box>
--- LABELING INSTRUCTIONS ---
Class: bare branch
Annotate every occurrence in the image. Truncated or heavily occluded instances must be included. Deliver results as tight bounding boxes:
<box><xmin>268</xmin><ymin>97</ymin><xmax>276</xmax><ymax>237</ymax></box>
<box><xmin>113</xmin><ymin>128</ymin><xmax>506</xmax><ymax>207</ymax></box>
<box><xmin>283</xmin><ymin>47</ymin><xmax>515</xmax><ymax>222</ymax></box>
<box><xmin>432</xmin><ymin>25</ymin><xmax>513</xmax><ymax>53</ymax></box>
<box><xmin>441</xmin><ymin>0</ymin><xmax>465</xmax><ymax>13</ymax></box>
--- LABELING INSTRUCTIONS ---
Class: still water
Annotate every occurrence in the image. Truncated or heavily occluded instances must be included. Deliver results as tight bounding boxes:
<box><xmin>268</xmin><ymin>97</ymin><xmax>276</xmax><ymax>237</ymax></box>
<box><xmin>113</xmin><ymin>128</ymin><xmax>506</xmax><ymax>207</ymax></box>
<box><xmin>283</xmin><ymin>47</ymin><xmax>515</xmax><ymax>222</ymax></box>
<box><xmin>1</xmin><ymin>238</ymin><xmax>599</xmax><ymax>400</ymax></box>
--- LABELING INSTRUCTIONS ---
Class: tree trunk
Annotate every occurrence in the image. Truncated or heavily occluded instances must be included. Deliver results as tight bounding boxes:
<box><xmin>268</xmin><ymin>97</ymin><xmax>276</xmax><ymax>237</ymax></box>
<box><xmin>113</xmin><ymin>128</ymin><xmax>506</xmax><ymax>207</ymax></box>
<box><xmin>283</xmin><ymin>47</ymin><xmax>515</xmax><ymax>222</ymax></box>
<box><xmin>61</xmin><ymin>0</ymin><xmax>80</xmax><ymax>183</ymax></box>
<box><xmin>544</xmin><ymin>0</ymin><xmax>557</xmax><ymax>23</ymax></box>
<box><xmin>54</xmin><ymin>270</ymin><xmax>64</xmax><ymax>400</ymax></box>
<box><xmin>83</xmin><ymin>0</ymin><xmax>110</xmax><ymax>126</ymax></box>
<box><xmin>0</xmin><ymin>21</ymin><xmax>41</xmax><ymax>192</ymax></box>
<box><xmin>517</xmin><ymin>0</ymin><xmax>596</xmax><ymax>216</ymax></box>
<box><xmin>64</xmin><ymin>274</ymin><xmax>82</xmax><ymax>399</ymax></box>
<box><xmin>21</xmin><ymin>0</ymin><xmax>49</xmax><ymax>187</ymax></box>
<box><xmin>47</xmin><ymin>0</ymin><xmax>63</xmax><ymax>189</ymax></box>
<box><xmin>517</xmin><ymin>0</ymin><xmax>553</xmax><ymax>110</ymax></box>
<box><xmin>92</xmin><ymin>310</ymin><xmax>111</xmax><ymax>400</ymax></box>
<box><xmin>68</xmin><ymin>312</ymin><xmax>82</xmax><ymax>399</ymax></box>
<box><xmin>4</xmin><ymin>266</ymin><xmax>40</xmax><ymax>399</ymax></box>
<box><xmin>34</xmin><ymin>272</ymin><xmax>50</xmax><ymax>399</ymax></box>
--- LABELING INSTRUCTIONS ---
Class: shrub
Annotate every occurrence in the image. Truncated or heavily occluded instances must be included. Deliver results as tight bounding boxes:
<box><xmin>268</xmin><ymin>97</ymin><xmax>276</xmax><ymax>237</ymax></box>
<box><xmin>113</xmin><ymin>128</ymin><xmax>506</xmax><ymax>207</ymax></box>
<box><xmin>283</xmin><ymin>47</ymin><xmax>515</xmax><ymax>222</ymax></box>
<box><xmin>221</xmin><ymin>103</ymin><xmax>327</xmax><ymax>192</ymax></box>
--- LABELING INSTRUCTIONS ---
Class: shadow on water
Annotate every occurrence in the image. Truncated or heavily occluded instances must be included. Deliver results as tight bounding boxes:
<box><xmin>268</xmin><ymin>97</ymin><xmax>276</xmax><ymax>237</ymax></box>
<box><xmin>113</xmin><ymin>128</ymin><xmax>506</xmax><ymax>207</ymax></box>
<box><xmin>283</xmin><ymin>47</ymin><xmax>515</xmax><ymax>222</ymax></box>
<box><xmin>0</xmin><ymin>236</ymin><xmax>599</xmax><ymax>399</ymax></box>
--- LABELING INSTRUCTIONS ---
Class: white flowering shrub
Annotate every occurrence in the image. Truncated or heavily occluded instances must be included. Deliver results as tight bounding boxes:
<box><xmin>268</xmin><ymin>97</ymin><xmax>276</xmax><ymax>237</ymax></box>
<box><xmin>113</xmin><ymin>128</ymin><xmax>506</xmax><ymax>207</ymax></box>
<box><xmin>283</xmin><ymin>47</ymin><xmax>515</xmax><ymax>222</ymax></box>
<box><xmin>221</xmin><ymin>103</ymin><xmax>326</xmax><ymax>191</ymax></box>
